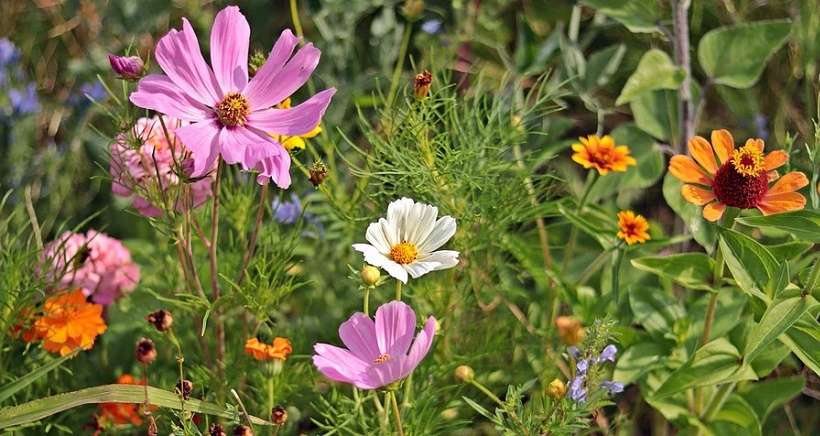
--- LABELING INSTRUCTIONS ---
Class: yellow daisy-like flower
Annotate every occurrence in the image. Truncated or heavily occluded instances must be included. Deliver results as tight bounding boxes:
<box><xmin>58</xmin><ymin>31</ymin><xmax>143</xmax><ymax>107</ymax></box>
<box><xmin>270</xmin><ymin>98</ymin><xmax>322</xmax><ymax>152</ymax></box>
<box><xmin>668</xmin><ymin>130</ymin><xmax>808</xmax><ymax>222</ymax></box>
<box><xmin>244</xmin><ymin>337</ymin><xmax>293</xmax><ymax>361</ymax></box>
<box><xmin>24</xmin><ymin>289</ymin><xmax>107</xmax><ymax>356</ymax></box>
<box><xmin>571</xmin><ymin>134</ymin><xmax>637</xmax><ymax>175</ymax></box>
<box><xmin>616</xmin><ymin>210</ymin><xmax>650</xmax><ymax>245</ymax></box>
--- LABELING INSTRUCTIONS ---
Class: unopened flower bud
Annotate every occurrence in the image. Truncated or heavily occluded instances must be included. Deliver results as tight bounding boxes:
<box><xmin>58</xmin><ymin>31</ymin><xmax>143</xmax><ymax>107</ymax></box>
<box><xmin>146</xmin><ymin>309</ymin><xmax>173</xmax><ymax>332</ymax></box>
<box><xmin>208</xmin><ymin>423</ymin><xmax>227</xmax><ymax>436</ymax></box>
<box><xmin>135</xmin><ymin>337</ymin><xmax>157</xmax><ymax>364</ymax></box>
<box><xmin>308</xmin><ymin>161</ymin><xmax>328</xmax><ymax>187</ymax></box>
<box><xmin>555</xmin><ymin>316</ymin><xmax>585</xmax><ymax>346</ymax></box>
<box><xmin>454</xmin><ymin>365</ymin><xmax>475</xmax><ymax>383</ymax></box>
<box><xmin>233</xmin><ymin>425</ymin><xmax>254</xmax><ymax>436</ymax></box>
<box><xmin>176</xmin><ymin>379</ymin><xmax>193</xmax><ymax>400</ymax></box>
<box><xmin>402</xmin><ymin>0</ymin><xmax>425</xmax><ymax>21</ymax></box>
<box><xmin>413</xmin><ymin>70</ymin><xmax>432</xmax><ymax>100</ymax></box>
<box><xmin>271</xmin><ymin>405</ymin><xmax>288</xmax><ymax>425</ymax></box>
<box><xmin>361</xmin><ymin>265</ymin><xmax>381</xmax><ymax>285</ymax></box>
<box><xmin>547</xmin><ymin>378</ymin><xmax>566</xmax><ymax>399</ymax></box>
<box><xmin>249</xmin><ymin>50</ymin><xmax>266</xmax><ymax>77</ymax></box>
<box><xmin>108</xmin><ymin>54</ymin><xmax>144</xmax><ymax>80</ymax></box>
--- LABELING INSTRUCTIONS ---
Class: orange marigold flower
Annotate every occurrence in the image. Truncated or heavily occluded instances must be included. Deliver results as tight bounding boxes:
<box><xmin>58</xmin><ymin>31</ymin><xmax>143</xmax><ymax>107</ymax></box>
<box><xmin>616</xmin><ymin>211</ymin><xmax>650</xmax><ymax>245</ymax></box>
<box><xmin>98</xmin><ymin>374</ymin><xmax>145</xmax><ymax>426</ymax></box>
<box><xmin>554</xmin><ymin>316</ymin><xmax>585</xmax><ymax>345</ymax></box>
<box><xmin>669</xmin><ymin>130</ymin><xmax>808</xmax><ymax>222</ymax></box>
<box><xmin>244</xmin><ymin>337</ymin><xmax>293</xmax><ymax>361</ymax></box>
<box><xmin>571</xmin><ymin>134</ymin><xmax>636</xmax><ymax>175</ymax></box>
<box><xmin>27</xmin><ymin>289</ymin><xmax>107</xmax><ymax>356</ymax></box>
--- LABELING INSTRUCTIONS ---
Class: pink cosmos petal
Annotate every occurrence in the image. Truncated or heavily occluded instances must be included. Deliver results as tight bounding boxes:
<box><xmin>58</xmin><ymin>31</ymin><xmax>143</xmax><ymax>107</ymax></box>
<box><xmin>406</xmin><ymin>316</ymin><xmax>436</xmax><ymax>369</ymax></box>
<box><xmin>366</xmin><ymin>356</ymin><xmax>412</xmax><ymax>388</ymax></box>
<box><xmin>375</xmin><ymin>301</ymin><xmax>417</xmax><ymax>356</ymax></box>
<box><xmin>155</xmin><ymin>20</ymin><xmax>222</xmax><ymax>106</ymax></box>
<box><xmin>244</xmin><ymin>34</ymin><xmax>318</xmax><ymax>109</ymax></box>
<box><xmin>339</xmin><ymin>313</ymin><xmax>380</xmax><ymax>362</ymax></box>
<box><xmin>243</xmin><ymin>139</ymin><xmax>292</xmax><ymax>189</ymax></box>
<box><xmin>210</xmin><ymin>6</ymin><xmax>249</xmax><ymax>93</ymax></box>
<box><xmin>175</xmin><ymin>121</ymin><xmax>222</xmax><ymax>176</ymax></box>
<box><xmin>217</xmin><ymin>127</ymin><xmax>252</xmax><ymax>165</ymax></box>
<box><xmin>129</xmin><ymin>75</ymin><xmax>211</xmax><ymax>121</ymax></box>
<box><xmin>248</xmin><ymin>88</ymin><xmax>336</xmax><ymax>136</ymax></box>
<box><xmin>244</xmin><ymin>29</ymin><xmax>298</xmax><ymax>98</ymax></box>
<box><xmin>312</xmin><ymin>343</ymin><xmax>369</xmax><ymax>383</ymax></box>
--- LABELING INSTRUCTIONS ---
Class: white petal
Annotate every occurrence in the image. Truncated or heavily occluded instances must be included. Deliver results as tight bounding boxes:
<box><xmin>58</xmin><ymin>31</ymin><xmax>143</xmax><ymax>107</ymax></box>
<box><xmin>378</xmin><ymin>218</ymin><xmax>399</xmax><ymax>247</ymax></box>
<box><xmin>364</xmin><ymin>221</ymin><xmax>391</xmax><ymax>253</ymax></box>
<box><xmin>382</xmin><ymin>260</ymin><xmax>409</xmax><ymax>283</ymax></box>
<box><xmin>421</xmin><ymin>250</ymin><xmax>460</xmax><ymax>271</ymax></box>
<box><xmin>403</xmin><ymin>261</ymin><xmax>439</xmax><ymax>279</ymax></box>
<box><xmin>407</xmin><ymin>202</ymin><xmax>438</xmax><ymax>244</ymax></box>
<box><xmin>417</xmin><ymin>216</ymin><xmax>456</xmax><ymax>253</ymax></box>
<box><xmin>353</xmin><ymin>244</ymin><xmax>392</xmax><ymax>269</ymax></box>
<box><xmin>386</xmin><ymin>198</ymin><xmax>415</xmax><ymax>235</ymax></box>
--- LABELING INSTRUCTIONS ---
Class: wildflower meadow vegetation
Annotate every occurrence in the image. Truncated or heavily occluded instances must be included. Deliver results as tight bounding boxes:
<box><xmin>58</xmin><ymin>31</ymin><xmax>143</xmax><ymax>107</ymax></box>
<box><xmin>2</xmin><ymin>1</ymin><xmax>820</xmax><ymax>435</ymax></box>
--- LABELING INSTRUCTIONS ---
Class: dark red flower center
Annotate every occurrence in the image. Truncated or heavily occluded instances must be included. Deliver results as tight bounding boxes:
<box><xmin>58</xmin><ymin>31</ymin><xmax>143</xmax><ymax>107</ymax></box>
<box><xmin>712</xmin><ymin>160</ymin><xmax>768</xmax><ymax>209</ymax></box>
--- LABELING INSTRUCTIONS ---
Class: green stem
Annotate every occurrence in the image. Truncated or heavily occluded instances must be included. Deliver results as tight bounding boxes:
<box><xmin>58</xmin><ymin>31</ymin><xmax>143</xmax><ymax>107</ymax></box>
<box><xmin>702</xmin><ymin>382</ymin><xmax>736</xmax><ymax>421</ymax></box>
<box><xmin>575</xmin><ymin>249</ymin><xmax>612</xmax><ymax>286</ymax></box>
<box><xmin>562</xmin><ymin>171</ymin><xmax>600</xmax><ymax>273</ymax></box>
<box><xmin>612</xmin><ymin>246</ymin><xmax>626</xmax><ymax>321</ymax></box>
<box><xmin>363</xmin><ymin>287</ymin><xmax>371</xmax><ymax>316</ymax></box>
<box><xmin>395</xmin><ymin>280</ymin><xmax>403</xmax><ymax>301</ymax></box>
<box><xmin>267</xmin><ymin>375</ymin><xmax>274</xmax><ymax>432</ymax></box>
<box><xmin>388</xmin><ymin>391</ymin><xmax>405</xmax><ymax>436</ymax></box>
<box><xmin>387</xmin><ymin>24</ymin><xmax>413</xmax><ymax>108</ymax></box>
<box><xmin>469</xmin><ymin>380</ymin><xmax>529</xmax><ymax>435</ymax></box>
<box><xmin>288</xmin><ymin>0</ymin><xmax>304</xmax><ymax>37</ymax></box>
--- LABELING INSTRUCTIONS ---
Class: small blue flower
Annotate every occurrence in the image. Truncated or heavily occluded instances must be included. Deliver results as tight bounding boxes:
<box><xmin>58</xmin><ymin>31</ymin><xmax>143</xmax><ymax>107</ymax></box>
<box><xmin>9</xmin><ymin>83</ymin><xmax>39</xmax><ymax>115</ymax></box>
<box><xmin>567</xmin><ymin>346</ymin><xmax>580</xmax><ymax>359</ymax></box>
<box><xmin>0</xmin><ymin>38</ymin><xmax>21</xmax><ymax>68</ymax></box>
<box><xmin>421</xmin><ymin>19</ymin><xmax>442</xmax><ymax>34</ymax></box>
<box><xmin>598</xmin><ymin>344</ymin><xmax>618</xmax><ymax>363</ymax></box>
<box><xmin>81</xmin><ymin>82</ymin><xmax>108</xmax><ymax>101</ymax></box>
<box><xmin>569</xmin><ymin>376</ymin><xmax>587</xmax><ymax>403</ymax></box>
<box><xmin>272</xmin><ymin>193</ymin><xmax>302</xmax><ymax>225</ymax></box>
<box><xmin>601</xmin><ymin>380</ymin><xmax>624</xmax><ymax>395</ymax></box>
<box><xmin>576</xmin><ymin>359</ymin><xmax>589</xmax><ymax>375</ymax></box>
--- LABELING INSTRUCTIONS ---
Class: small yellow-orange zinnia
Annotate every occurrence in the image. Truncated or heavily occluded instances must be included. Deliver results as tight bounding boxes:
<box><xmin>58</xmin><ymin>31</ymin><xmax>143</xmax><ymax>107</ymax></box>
<box><xmin>24</xmin><ymin>289</ymin><xmax>107</xmax><ymax>356</ymax></box>
<box><xmin>669</xmin><ymin>130</ymin><xmax>808</xmax><ymax>222</ymax></box>
<box><xmin>244</xmin><ymin>337</ymin><xmax>293</xmax><ymax>361</ymax></box>
<box><xmin>617</xmin><ymin>211</ymin><xmax>650</xmax><ymax>245</ymax></box>
<box><xmin>571</xmin><ymin>134</ymin><xmax>636</xmax><ymax>175</ymax></box>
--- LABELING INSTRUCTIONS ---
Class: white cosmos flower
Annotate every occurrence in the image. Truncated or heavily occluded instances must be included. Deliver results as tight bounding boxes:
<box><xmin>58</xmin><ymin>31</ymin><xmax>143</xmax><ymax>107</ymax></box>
<box><xmin>353</xmin><ymin>198</ymin><xmax>459</xmax><ymax>283</ymax></box>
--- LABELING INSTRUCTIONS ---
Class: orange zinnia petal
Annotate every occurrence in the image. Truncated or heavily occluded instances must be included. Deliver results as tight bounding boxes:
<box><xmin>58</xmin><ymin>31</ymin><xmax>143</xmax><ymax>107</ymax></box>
<box><xmin>744</xmin><ymin>138</ymin><xmax>765</xmax><ymax>153</ymax></box>
<box><xmin>688</xmin><ymin>136</ymin><xmax>718</xmax><ymax>175</ymax></box>
<box><xmin>703</xmin><ymin>202</ymin><xmax>726</xmax><ymax>222</ymax></box>
<box><xmin>763</xmin><ymin>150</ymin><xmax>788</xmax><ymax>171</ymax></box>
<box><xmin>710</xmin><ymin>129</ymin><xmax>734</xmax><ymax>164</ymax></box>
<box><xmin>766</xmin><ymin>172</ymin><xmax>809</xmax><ymax>196</ymax></box>
<box><xmin>681</xmin><ymin>184</ymin><xmax>716</xmax><ymax>206</ymax></box>
<box><xmin>669</xmin><ymin>155</ymin><xmax>712</xmax><ymax>185</ymax></box>
<box><xmin>757</xmin><ymin>192</ymin><xmax>806</xmax><ymax>215</ymax></box>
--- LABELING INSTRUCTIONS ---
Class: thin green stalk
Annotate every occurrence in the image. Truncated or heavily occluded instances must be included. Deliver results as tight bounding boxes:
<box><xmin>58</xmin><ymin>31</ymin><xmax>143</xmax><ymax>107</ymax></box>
<box><xmin>288</xmin><ymin>0</ymin><xmax>304</xmax><ymax>38</ymax></box>
<box><xmin>702</xmin><ymin>382</ymin><xmax>736</xmax><ymax>421</ymax></box>
<box><xmin>469</xmin><ymin>380</ymin><xmax>529</xmax><ymax>435</ymax></box>
<box><xmin>395</xmin><ymin>280</ymin><xmax>403</xmax><ymax>301</ymax></box>
<box><xmin>267</xmin><ymin>376</ymin><xmax>275</xmax><ymax>435</ymax></box>
<box><xmin>562</xmin><ymin>171</ymin><xmax>600</xmax><ymax>273</ymax></box>
<box><xmin>388</xmin><ymin>391</ymin><xmax>405</xmax><ymax>436</ymax></box>
<box><xmin>575</xmin><ymin>249</ymin><xmax>612</xmax><ymax>286</ymax></box>
<box><xmin>611</xmin><ymin>245</ymin><xmax>625</xmax><ymax>321</ymax></box>
<box><xmin>363</xmin><ymin>287</ymin><xmax>371</xmax><ymax>316</ymax></box>
<box><xmin>387</xmin><ymin>24</ymin><xmax>413</xmax><ymax>108</ymax></box>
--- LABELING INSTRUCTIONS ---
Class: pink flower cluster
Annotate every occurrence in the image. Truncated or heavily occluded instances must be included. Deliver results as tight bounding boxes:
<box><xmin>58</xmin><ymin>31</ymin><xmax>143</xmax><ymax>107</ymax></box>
<box><xmin>110</xmin><ymin>116</ymin><xmax>213</xmax><ymax>217</ymax></box>
<box><xmin>43</xmin><ymin>230</ymin><xmax>140</xmax><ymax>305</ymax></box>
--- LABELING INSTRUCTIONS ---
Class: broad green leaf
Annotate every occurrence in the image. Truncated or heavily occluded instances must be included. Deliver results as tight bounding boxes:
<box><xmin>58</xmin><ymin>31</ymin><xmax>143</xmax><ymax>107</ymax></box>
<box><xmin>663</xmin><ymin>173</ymin><xmax>717</xmax><ymax>251</ymax></box>
<box><xmin>616</xmin><ymin>49</ymin><xmax>685</xmax><ymax>105</ymax></box>
<box><xmin>613</xmin><ymin>342</ymin><xmax>666</xmax><ymax>385</ymax></box>
<box><xmin>631</xmin><ymin>89</ymin><xmax>677</xmax><ymax>141</ymax></box>
<box><xmin>584</xmin><ymin>44</ymin><xmax>627</xmax><ymax>89</ymax></box>
<box><xmin>738</xmin><ymin>376</ymin><xmax>805</xmax><ymax>422</ymax></box>
<box><xmin>766</xmin><ymin>241</ymin><xmax>813</xmax><ymax>262</ymax></box>
<box><xmin>735</xmin><ymin>210</ymin><xmax>820</xmax><ymax>242</ymax></box>
<box><xmin>710</xmin><ymin>395</ymin><xmax>761</xmax><ymax>436</ymax></box>
<box><xmin>629</xmin><ymin>287</ymin><xmax>685</xmax><ymax>338</ymax></box>
<box><xmin>653</xmin><ymin>338</ymin><xmax>757</xmax><ymax>399</ymax></box>
<box><xmin>689</xmin><ymin>290</ymin><xmax>748</xmax><ymax>344</ymax></box>
<box><xmin>743</xmin><ymin>296</ymin><xmax>809</xmax><ymax>362</ymax></box>
<box><xmin>749</xmin><ymin>340</ymin><xmax>790</xmax><ymax>377</ymax></box>
<box><xmin>780</xmin><ymin>313</ymin><xmax>820</xmax><ymax>375</ymax></box>
<box><xmin>631</xmin><ymin>253</ymin><xmax>714</xmax><ymax>291</ymax></box>
<box><xmin>581</xmin><ymin>0</ymin><xmax>660</xmax><ymax>33</ymax></box>
<box><xmin>718</xmin><ymin>227</ymin><xmax>778</xmax><ymax>301</ymax></box>
<box><xmin>0</xmin><ymin>353</ymin><xmax>75</xmax><ymax>404</ymax></box>
<box><xmin>0</xmin><ymin>384</ymin><xmax>272</xmax><ymax>429</ymax></box>
<box><xmin>697</xmin><ymin>20</ymin><xmax>792</xmax><ymax>88</ymax></box>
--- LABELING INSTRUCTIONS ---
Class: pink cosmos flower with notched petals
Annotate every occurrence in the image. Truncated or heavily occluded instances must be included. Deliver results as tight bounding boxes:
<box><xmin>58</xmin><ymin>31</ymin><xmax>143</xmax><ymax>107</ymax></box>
<box><xmin>313</xmin><ymin>301</ymin><xmax>436</xmax><ymax>390</ymax></box>
<box><xmin>129</xmin><ymin>6</ymin><xmax>335</xmax><ymax>189</ymax></box>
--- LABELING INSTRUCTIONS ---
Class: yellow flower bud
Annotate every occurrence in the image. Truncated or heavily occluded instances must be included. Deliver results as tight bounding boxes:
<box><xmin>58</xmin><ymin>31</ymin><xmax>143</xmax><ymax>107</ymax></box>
<box><xmin>547</xmin><ymin>378</ymin><xmax>566</xmax><ymax>399</ymax></box>
<box><xmin>360</xmin><ymin>265</ymin><xmax>381</xmax><ymax>285</ymax></box>
<box><xmin>454</xmin><ymin>365</ymin><xmax>475</xmax><ymax>383</ymax></box>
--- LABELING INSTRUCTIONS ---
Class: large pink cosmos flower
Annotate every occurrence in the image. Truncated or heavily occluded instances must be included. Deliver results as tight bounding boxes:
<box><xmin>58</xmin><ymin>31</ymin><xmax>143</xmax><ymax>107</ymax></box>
<box><xmin>129</xmin><ymin>6</ymin><xmax>335</xmax><ymax>189</ymax></box>
<box><xmin>111</xmin><ymin>116</ymin><xmax>214</xmax><ymax>217</ymax></box>
<box><xmin>313</xmin><ymin>301</ymin><xmax>436</xmax><ymax>390</ymax></box>
<box><xmin>42</xmin><ymin>230</ymin><xmax>140</xmax><ymax>305</ymax></box>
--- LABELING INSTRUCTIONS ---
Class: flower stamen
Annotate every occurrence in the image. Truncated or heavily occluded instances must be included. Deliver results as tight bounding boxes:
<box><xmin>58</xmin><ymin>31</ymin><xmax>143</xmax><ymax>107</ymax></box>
<box><xmin>389</xmin><ymin>241</ymin><xmax>418</xmax><ymax>265</ymax></box>
<box><xmin>731</xmin><ymin>146</ymin><xmax>764</xmax><ymax>178</ymax></box>
<box><xmin>374</xmin><ymin>353</ymin><xmax>391</xmax><ymax>364</ymax></box>
<box><xmin>216</xmin><ymin>92</ymin><xmax>250</xmax><ymax>128</ymax></box>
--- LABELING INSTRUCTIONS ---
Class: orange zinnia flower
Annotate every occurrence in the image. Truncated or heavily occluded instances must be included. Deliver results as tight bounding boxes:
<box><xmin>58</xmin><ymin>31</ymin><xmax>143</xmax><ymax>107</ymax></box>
<box><xmin>244</xmin><ymin>337</ymin><xmax>293</xmax><ymax>361</ymax></box>
<box><xmin>669</xmin><ymin>130</ymin><xmax>808</xmax><ymax>222</ymax></box>
<box><xmin>554</xmin><ymin>316</ymin><xmax>585</xmax><ymax>345</ymax></box>
<box><xmin>617</xmin><ymin>211</ymin><xmax>650</xmax><ymax>245</ymax></box>
<box><xmin>25</xmin><ymin>289</ymin><xmax>107</xmax><ymax>356</ymax></box>
<box><xmin>571</xmin><ymin>135</ymin><xmax>637</xmax><ymax>175</ymax></box>
<box><xmin>98</xmin><ymin>374</ymin><xmax>145</xmax><ymax>426</ymax></box>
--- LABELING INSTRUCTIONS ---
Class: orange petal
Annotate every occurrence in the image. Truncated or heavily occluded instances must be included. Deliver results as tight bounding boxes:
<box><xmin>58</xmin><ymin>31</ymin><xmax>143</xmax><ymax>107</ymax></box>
<box><xmin>757</xmin><ymin>192</ymin><xmax>806</xmax><ymax>215</ymax></box>
<box><xmin>681</xmin><ymin>184</ymin><xmax>716</xmax><ymax>206</ymax></box>
<box><xmin>711</xmin><ymin>129</ymin><xmax>734</xmax><ymax>164</ymax></box>
<box><xmin>703</xmin><ymin>202</ymin><xmax>726</xmax><ymax>222</ymax></box>
<box><xmin>767</xmin><ymin>172</ymin><xmax>809</xmax><ymax>195</ymax></box>
<box><xmin>763</xmin><ymin>150</ymin><xmax>788</xmax><ymax>171</ymax></box>
<box><xmin>688</xmin><ymin>136</ymin><xmax>718</xmax><ymax>175</ymax></box>
<box><xmin>744</xmin><ymin>138</ymin><xmax>765</xmax><ymax>153</ymax></box>
<box><xmin>768</xmin><ymin>171</ymin><xmax>780</xmax><ymax>182</ymax></box>
<box><xmin>669</xmin><ymin>155</ymin><xmax>713</xmax><ymax>185</ymax></box>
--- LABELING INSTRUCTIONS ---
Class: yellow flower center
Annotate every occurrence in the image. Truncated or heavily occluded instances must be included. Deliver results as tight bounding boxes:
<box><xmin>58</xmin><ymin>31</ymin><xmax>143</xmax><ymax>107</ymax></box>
<box><xmin>216</xmin><ymin>92</ymin><xmax>250</xmax><ymax>127</ymax></box>
<box><xmin>374</xmin><ymin>353</ymin><xmax>391</xmax><ymax>364</ymax></box>
<box><xmin>731</xmin><ymin>146</ymin><xmax>764</xmax><ymax>178</ymax></box>
<box><xmin>389</xmin><ymin>241</ymin><xmax>418</xmax><ymax>265</ymax></box>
